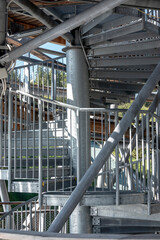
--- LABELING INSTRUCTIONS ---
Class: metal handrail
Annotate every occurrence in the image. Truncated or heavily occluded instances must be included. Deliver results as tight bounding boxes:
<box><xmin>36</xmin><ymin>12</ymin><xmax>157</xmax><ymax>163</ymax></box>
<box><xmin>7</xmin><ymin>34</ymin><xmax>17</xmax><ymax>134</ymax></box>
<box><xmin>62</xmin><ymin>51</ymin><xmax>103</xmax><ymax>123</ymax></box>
<box><xmin>0</xmin><ymin>195</ymin><xmax>38</xmax><ymax>221</ymax></box>
<box><xmin>11</xmin><ymin>89</ymin><xmax>157</xmax><ymax>114</ymax></box>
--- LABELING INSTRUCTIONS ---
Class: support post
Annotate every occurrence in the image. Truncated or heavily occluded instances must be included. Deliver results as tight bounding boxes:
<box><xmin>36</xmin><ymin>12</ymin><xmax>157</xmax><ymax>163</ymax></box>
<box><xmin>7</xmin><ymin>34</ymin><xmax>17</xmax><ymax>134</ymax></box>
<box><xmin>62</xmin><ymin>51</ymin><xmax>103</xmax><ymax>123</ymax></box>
<box><xmin>8</xmin><ymin>90</ymin><xmax>12</xmax><ymax>192</ymax></box>
<box><xmin>66</xmin><ymin>46</ymin><xmax>91</xmax><ymax>233</ymax></box>
<box><xmin>38</xmin><ymin>99</ymin><xmax>42</xmax><ymax>207</ymax></box>
<box><xmin>48</xmin><ymin>61</ymin><xmax>160</xmax><ymax>233</ymax></box>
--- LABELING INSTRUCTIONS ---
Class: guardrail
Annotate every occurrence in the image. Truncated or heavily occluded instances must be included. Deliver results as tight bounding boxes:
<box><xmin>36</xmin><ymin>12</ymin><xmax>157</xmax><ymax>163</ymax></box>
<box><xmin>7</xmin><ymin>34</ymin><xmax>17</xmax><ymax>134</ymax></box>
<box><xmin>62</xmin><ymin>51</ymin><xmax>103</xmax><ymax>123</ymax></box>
<box><xmin>0</xmin><ymin>195</ymin><xmax>69</xmax><ymax>232</ymax></box>
<box><xmin>2</xmin><ymin>89</ymin><xmax>160</xmax><ymax>194</ymax></box>
<box><xmin>0</xmin><ymin>88</ymin><xmax>159</xmax><ymax>220</ymax></box>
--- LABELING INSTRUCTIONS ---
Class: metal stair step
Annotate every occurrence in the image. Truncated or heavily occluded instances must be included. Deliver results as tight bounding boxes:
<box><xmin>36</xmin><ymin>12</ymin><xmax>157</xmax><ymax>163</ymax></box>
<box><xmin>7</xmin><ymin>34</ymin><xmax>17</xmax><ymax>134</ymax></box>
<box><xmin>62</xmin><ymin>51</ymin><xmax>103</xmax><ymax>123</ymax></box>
<box><xmin>92</xmin><ymin>216</ymin><xmax>160</xmax><ymax>227</ymax></box>
<box><xmin>89</xmin><ymin>56</ymin><xmax>160</xmax><ymax>68</ymax></box>
<box><xmin>93</xmin><ymin>226</ymin><xmax>160</xmax><ymax>234</ymax></box>
<box><xmin>90</xmin><ymin>204</ymin><xmax>160</xmax><ymax>221</ymax></box>
<box><xmin>11</xmin><ymin>177</ymin><xmax>75</xmax><ymax>193</ymax></box>
<box><xmin>12</xmin><ymin>166</ymin><xmax>71</xmax><ymax>179</ymax></box>
<box><xmin>3</xmin><ymin>137</ymin><xmax>68</xmax><ymax>148</ymax></box>
<box><xmin>2</xmin><ymin>147</ymin><xmax>68</xmax><ymax>157</ymax></box>
<box><xmin>10</xmin><ymin>129</ymin><xmax>68</xmax><ymax>139</ymax></box>
<box><xmin>88</xmin><ymin>38</ymin><xmax>160</xmax><ymax>57</ymax></box>
<box><xmin>84</xmin><ymin>19</ymin><xmax>144</xmax><ymax>46</ymax></box>
<box><xmin>0</xmin><ymin>156</ymin><xmax>70</xmax><ymax>168</ymax></box>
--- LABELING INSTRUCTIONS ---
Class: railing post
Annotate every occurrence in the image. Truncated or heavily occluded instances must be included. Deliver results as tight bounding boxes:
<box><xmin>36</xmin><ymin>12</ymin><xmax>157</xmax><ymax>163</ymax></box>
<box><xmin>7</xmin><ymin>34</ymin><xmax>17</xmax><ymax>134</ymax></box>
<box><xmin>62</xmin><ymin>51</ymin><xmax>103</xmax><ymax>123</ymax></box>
<box><xmin>156</xmin><ymin>105</ymin><xmax>160</xmax><ymax>200</ymax></box>
<box><xmin>38</xmin><ymin>99</ymin><xmax>42</xmax><ymax>207</ymax></box>
<box><xmin>146</xmin><ymin>112</ymin><xmax>151</xmax><ymax>215</ymax></box>
<box><xmin>136</xmin><ymin>115</ymin><xmax>139</xmax><ymax>190</ymax></box>
<box><xmin>129</xmin><ymin>125</ymin><xmax>133</xmax><ymax>190</ymax></box>
<box><xmin>115</xmin><ymin>111</ymin><xmax>119</xmax><ymax>205</ymax></box>
<box><xmin>156</xmin><ymin>109</ymin><xmax>159</xmax><ymax>200</ymax></box>
<box><xmin>8</xmin><ymin>89</ymin><xmax>12</xmax><ymax>192</ymax></box>
<box><xmin>151</xmin><ymin>115</ymin><xmax>155</xmax><ymax>199</ymax></box>
<box><xmin>0</xmin><ymin>97</ymin><xmax>2</xmax><ymax>166</ymax></box>
<box><xmin>51</xmin><ymin>60</ymin><xmax>56</xmax><ymax>101</ymax></box>
<box><xmin>76</xmin><ymin>109</ymin><xmax>80</xmax><ymax>184</ymax></box>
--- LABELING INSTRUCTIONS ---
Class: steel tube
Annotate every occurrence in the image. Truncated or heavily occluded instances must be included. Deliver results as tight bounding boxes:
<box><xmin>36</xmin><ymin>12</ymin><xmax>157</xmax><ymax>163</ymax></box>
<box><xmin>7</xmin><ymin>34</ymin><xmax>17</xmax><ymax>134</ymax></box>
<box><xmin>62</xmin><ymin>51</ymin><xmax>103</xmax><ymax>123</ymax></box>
<box><xmin>115</xmin><ymin>112</ymin><xmax>119</xmax><ymax>205</ymax></box>
<box><xmin>146</xmin><ymin>113</ymin><xmax>151</xmax><ymax>215</ymax></box>
<box><xmin>48</xmin><ymin>61</ymin><xmax>160</xmax><ymax>233</ymax></box>
<box><xmin>66</xmin><ymin>46</ymin><xmax>91</xmax><ymax>233</ymax></box>
<box><xmin>38</xmin><ymin>99</ymin><xmax>42</xmax><ymax>206</ymax></box>
<box><xmin>8</xmin><ymin>90</ymin><xmax>12</xmax><ymax>192</ymax></box>
<box><xmin>0</xmin><ymin>0</ymin><xmax>128</xmax><ymax>66</ymax></box>
<box><xmin>0</xmin><ymin>0</ymin><xmax>6</xmax><ymax>45</ymax></box>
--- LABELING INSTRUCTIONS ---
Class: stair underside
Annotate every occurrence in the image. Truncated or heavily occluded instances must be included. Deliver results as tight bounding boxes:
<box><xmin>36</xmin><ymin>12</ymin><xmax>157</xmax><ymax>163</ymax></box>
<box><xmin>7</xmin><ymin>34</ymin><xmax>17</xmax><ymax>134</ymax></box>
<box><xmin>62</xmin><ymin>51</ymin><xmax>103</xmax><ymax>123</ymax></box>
<box><xmin>79</xmin><ymin>9</ymin><xmax>160</xmax><ymax>106</ymax></box>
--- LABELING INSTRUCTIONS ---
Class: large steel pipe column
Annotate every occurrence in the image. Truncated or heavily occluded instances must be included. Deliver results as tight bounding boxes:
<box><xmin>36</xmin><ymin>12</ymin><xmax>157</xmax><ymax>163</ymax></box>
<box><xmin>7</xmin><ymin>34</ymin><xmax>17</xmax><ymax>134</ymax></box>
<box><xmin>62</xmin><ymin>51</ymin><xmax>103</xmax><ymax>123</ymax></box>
<box><xmin>66</xmin><ymin>46</ymin><xmax>91</xmax><ymax>233</ymax></box>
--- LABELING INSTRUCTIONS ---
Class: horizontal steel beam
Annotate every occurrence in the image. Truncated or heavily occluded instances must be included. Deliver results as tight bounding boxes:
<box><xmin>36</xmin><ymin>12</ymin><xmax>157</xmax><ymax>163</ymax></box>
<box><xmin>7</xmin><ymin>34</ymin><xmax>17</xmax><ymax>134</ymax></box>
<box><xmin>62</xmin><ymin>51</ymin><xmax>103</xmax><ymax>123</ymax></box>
<box><xmin>37</xmin><ymin>48</ymin><xmax>65</xmax><ymax>57</ymax></box>
<box><xmin>90</xmin><ymin>56</ymin><xmax>160</xmax><ymax>67</ymax></box>
<box><xmin>9</xmin><ymin>27</ymin><xmax>46</xmax><ymax>39</ymax></box>
<box><xmin>0</xmin><ymin>0</ymin><xmax>129</xmax><ymax>66</ymax></box>
<box><xmin>12</xmin><ymin>0</ymin><xmax>73</xmax><ymax>42</ymax></box>
<box><xmin>88</xmin><ymin>39</ymin><xmax>160</xmax><ymax>56</ymax></box>
<box><xmin>90</xmin><ymin>80</ymin><xmax>143</xmax><ymax>92</ymax></box>
<box><xmin>7</xmin><ymin>36</ymin><xmax>51</xmax><ymax>61</ymax></box>
<box><xmin>81</xmin><ymin>10</ymin><xmax>113</xmax><ymax>35</ymax></box>
<box><xmin>122</xmin><ymin>0</ymin><xmax>160</xmax><ymax>10</ymax></box>
<box><xmin>90</xmin><ymin>70</ymin><xmax>151</xmax><ymax>80</ymax></box>
<box><xmin>84</xmin><ymin>19</ymin><xmax>144</xmax><ymax>46</ymax></box>
<box><xmin>42</xmin><ymin>7</ymin><xmax>63</xmax><ymax>23</ymax></box>
<box><xmin>18</xmin><ymin>56</ymin><xmax>66</xmax><ymax>71</ymax></box>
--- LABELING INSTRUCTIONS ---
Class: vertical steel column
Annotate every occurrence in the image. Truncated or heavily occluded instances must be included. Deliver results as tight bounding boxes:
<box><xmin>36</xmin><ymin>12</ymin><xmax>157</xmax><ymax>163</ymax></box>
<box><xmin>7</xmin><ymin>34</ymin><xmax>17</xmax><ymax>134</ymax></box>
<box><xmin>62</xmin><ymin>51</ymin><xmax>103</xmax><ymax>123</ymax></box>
<box><xmin>38</xmin><ymin>99</ymin><xmax>42</xmax><ymax>206</ymax></box>
<box><xmin>66</xmin><ymin>46</ymin><xmax>90</xmax><ymax>179</ymax></box>
<box><xmin>66</xmin><ymin>46</ymin><xmax>91</xmax><ymax>233</ymax></box>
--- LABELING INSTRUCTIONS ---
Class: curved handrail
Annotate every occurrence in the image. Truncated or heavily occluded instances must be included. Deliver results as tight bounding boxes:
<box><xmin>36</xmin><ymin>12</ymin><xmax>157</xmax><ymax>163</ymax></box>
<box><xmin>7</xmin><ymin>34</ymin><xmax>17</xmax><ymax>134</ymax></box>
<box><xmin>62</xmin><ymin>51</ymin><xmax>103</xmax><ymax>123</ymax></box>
<box><xmin>0</xmin><ymin>195</ymin><xmax>38</xmax><ymax>222</ymax></box>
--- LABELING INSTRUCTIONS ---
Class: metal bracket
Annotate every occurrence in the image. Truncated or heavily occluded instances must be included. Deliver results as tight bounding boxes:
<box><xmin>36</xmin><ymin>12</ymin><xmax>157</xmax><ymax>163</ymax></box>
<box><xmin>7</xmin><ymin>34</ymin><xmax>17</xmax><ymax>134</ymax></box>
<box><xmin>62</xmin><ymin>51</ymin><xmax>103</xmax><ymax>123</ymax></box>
<box><xmin>92</xmin><ymin>217</ymin><xmax>100</xmax><ymax>225</ymax></box>
<box><xmin>90</xmin><ymin>207</ymin><xmax>98</xmax><ymax>216</ymax></box>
